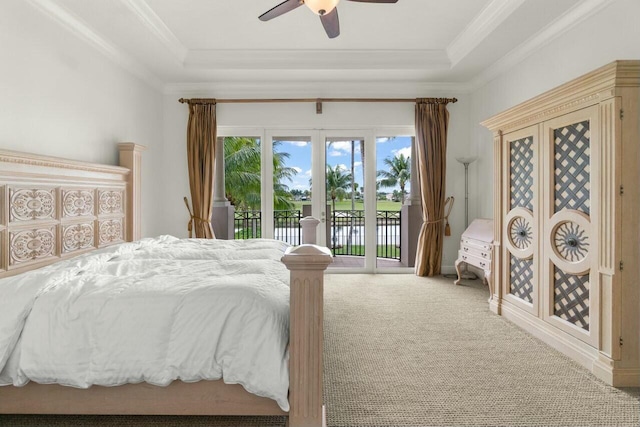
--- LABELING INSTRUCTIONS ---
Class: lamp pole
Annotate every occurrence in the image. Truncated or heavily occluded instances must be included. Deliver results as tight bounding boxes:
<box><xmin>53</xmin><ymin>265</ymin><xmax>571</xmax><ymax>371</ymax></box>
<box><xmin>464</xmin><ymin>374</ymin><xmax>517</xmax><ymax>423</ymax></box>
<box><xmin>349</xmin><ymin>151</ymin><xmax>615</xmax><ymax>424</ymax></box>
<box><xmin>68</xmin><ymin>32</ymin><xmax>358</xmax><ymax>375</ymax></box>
<box><xmin>456</xmin><ymin>156</ymin><xmax>478</xmax><ymax>280</ymax></box>
<box><xmin>456</xmin><ymin>157</ymin><xmax>477</xmax><ymax>229</ymax></box>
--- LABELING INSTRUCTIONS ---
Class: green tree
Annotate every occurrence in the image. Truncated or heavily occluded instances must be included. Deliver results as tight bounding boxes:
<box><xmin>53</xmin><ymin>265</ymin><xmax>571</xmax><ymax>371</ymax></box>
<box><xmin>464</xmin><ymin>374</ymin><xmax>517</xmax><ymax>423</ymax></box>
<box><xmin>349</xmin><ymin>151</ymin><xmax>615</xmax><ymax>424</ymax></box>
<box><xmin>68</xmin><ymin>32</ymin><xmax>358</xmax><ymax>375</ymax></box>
<box><xmin>377</xmin><ymin>153</ymin><xmax>410</xmax><ymax>202</ymax></box>
<box><xmin>272</xmin><ymin>144</ymin><xmax>298</xmax><ymax>211</ymax></box>
<box><xmin>223</xmin><ymin>137</ymin><xmax>297</xmax><ymax>211</ymax></box>
<box><xmin>325</xmin><ymin>164</ymin><xmax>352</xmax><ymax>249</ymax></box>
<box><xmin>325</xmin><ymin>164</ymin><xmax>352</xmax><ymax>213</ymax></box>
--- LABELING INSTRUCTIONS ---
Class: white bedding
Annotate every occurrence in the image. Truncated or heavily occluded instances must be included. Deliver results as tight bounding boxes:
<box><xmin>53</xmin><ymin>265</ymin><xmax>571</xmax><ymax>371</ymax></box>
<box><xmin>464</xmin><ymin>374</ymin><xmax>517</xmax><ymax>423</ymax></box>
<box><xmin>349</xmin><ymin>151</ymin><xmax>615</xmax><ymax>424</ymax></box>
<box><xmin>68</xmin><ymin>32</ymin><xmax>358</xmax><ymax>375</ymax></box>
<box><xmin>0</xmin><ymin>236</ymin><xmax>292</xmax><ymax>411</ymax></box>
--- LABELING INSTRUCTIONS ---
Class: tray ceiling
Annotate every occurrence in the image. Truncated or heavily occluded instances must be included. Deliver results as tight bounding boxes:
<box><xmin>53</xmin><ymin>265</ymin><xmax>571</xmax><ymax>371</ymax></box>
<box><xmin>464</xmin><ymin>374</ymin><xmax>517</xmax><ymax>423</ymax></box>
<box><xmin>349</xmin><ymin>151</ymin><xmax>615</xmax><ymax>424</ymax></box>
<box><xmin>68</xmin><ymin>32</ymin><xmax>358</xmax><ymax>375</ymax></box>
<box><xmin>26</xmin><ymin>0</ymin><xmax>608</xmax><ymax>94</ymax></box>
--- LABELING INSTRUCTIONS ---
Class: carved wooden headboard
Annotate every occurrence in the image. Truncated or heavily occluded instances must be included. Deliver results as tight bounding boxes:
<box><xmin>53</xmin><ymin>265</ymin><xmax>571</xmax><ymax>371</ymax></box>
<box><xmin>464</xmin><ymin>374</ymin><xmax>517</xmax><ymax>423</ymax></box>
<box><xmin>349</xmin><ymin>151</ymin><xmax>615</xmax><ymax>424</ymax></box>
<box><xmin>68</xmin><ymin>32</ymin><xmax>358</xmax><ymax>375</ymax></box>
<box><xmin>0</xmin><ymin>143</ymin><xmax>145</xmax><ymax>278</ymax></box>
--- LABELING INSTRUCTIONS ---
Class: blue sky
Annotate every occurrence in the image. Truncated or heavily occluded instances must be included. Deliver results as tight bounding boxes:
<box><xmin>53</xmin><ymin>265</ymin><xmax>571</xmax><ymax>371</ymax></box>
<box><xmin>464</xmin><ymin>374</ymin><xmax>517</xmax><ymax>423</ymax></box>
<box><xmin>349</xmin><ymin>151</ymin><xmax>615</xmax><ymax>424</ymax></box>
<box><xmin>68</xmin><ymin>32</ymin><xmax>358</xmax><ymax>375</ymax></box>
<box><xmin>275</xmin><ymin>136</ymin><xmax>412</xmax><ymax>194</ymax></box>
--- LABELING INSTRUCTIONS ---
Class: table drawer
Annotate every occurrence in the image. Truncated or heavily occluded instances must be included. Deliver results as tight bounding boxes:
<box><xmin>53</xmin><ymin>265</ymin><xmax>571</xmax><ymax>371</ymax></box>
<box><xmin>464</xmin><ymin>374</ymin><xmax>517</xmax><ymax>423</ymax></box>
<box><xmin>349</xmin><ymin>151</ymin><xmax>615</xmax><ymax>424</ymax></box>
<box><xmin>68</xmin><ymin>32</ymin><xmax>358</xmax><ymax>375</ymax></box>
<box><xmin>458</xmin><ymin>250</ymin><xmax>490</xmax><ymax>270</ymax></box>
<box><xmin>461</xmin><ymin>237</ymin><xmax>492</xmax><ymax>252</ymax></box>
<box><xmin>460</xmin><ymin>244</ymin><xmax>491</xmax><ymax>260</ymax></box>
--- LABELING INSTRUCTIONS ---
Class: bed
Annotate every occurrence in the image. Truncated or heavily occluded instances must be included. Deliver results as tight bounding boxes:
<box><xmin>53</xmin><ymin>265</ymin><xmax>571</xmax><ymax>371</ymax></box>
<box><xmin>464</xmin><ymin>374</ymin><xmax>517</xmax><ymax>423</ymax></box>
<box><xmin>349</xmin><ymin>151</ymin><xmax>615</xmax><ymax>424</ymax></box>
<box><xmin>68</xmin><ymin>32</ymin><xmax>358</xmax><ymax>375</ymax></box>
<box><xmin>0</xmin><ymin>145</ymin><xmax>331</xmax><ymax>427</ymax></box>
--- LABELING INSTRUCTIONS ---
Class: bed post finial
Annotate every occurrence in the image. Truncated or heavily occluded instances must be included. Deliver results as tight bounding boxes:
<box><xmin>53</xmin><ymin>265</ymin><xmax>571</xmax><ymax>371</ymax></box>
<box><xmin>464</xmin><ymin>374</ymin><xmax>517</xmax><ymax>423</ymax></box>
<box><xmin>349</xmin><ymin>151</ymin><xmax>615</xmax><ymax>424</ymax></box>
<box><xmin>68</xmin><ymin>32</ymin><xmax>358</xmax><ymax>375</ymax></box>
<box><xmin>300</xmin><ymin>216</ymin><xmax>321</xmax><ymax>244</ymax></box>
<box><xmin>118</xmin><ymin>143</ymin><xmax>146</xmax><ymax>241</ymax></box>
<box><xmin>282</xmin><ymin>245</ymin><xmax>332</xmax><ymax>427</ymax></box>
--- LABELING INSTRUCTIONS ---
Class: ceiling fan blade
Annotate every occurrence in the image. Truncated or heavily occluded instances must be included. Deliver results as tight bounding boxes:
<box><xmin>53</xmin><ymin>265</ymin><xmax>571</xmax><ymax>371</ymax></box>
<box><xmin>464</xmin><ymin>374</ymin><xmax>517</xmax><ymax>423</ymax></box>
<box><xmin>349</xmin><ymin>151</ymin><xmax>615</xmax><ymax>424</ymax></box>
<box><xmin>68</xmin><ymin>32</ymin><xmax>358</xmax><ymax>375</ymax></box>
<box><xmin>259</xmin><ymin>0</ymin><xmax>303</xmax><ymax>21</ymax></box>
<box><xmin>345</xmin><ymin>0</ymin><xmax>398</xmax><ymax>3</ymax></box>
<box><xmin>320</xmin><ymin>8</ymin><xmax>340</xmax><ymax>39</ymax></box>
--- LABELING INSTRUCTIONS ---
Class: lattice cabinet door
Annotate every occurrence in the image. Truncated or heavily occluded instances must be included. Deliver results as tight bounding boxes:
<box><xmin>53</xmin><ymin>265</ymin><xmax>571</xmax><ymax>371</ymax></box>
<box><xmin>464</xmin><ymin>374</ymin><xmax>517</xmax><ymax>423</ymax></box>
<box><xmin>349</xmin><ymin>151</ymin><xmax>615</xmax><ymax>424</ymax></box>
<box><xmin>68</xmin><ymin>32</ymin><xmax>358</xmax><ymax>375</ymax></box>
<box><xmin>542</xmin><ymin>106</ymin><xmax>600</xmax><ymax>347</ymax></box>
<box><xmin>501</xmin><ymin>125</ymin><xmax>540</xmax><ymax>316</ymax></box>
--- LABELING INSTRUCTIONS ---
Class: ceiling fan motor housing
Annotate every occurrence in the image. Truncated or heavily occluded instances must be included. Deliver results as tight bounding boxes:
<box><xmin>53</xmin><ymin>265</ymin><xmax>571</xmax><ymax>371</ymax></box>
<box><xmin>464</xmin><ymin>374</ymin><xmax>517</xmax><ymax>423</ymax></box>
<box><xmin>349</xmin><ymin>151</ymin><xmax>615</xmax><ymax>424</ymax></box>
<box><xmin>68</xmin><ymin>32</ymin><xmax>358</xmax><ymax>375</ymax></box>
<box><xmin>305</xmin><ymin>0</ymin><xmax>340</xmax><ymax>16</ymax></box>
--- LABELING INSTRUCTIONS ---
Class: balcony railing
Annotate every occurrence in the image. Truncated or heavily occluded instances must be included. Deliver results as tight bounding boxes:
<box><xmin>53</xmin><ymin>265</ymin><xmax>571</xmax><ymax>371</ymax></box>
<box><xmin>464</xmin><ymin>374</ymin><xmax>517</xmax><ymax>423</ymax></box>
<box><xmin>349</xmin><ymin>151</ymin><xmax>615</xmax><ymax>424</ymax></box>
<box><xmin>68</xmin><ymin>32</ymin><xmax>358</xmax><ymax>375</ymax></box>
<box><xmin>234</xmin><ymin>209</ymin><xmax>400</xmax><ymax>260</ymax></box>
<box><xmin>233</xmin><ymin>210</ymin><xmax>303</xmax><ymax>246</ymax></box>
<box><xmin>234</xmin><ymin>210</ymin><xmax>261</xmax><ymax>240</ymax></box>
<box><xmin>376</xmin><ymin>210</ymin><xmax>401</xmax><ymax>260</ymax></box>
<box><xmin>274</xmin><ymin>209</ymin><xmax>302</xmax><ymax>245</ymax></box>
<box><xmin>331</xmin><ymin>210</ymin><xmax>365</xmax><ymax>257</ymax></box>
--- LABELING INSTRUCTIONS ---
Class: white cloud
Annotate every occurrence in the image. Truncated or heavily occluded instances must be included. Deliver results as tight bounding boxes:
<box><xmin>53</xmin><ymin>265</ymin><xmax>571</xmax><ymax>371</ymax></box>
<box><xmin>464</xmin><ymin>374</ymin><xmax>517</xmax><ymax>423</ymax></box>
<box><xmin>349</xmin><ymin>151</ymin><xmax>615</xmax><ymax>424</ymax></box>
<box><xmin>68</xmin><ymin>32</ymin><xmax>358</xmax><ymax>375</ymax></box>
<box><xmin>354</xmin><ymin>161</ymin><xmax>362</xmax><ymax>169</ymax></box>
<box><xmin>328</xmin><ymin>150</ymin><xmax>343</xmax><ymax>157</ymax></box>
<box><xmin>392</xmin><ymin>146</ymin><xmax>411</xmax><ymax>159</ymax></box>
<box><xmin>327</xmin><ymin>140</ymin><xmax>361</xmax><ymax>154</ymax></box>
<box><xmin>292</xmin><ymin>166</ymin><xmax>302</xmax><ymax>173</ymax></box>
<box><xmin>283</xmin><ymin>140</ymin><xmax>309</xmax><ymax>147</ymax></box>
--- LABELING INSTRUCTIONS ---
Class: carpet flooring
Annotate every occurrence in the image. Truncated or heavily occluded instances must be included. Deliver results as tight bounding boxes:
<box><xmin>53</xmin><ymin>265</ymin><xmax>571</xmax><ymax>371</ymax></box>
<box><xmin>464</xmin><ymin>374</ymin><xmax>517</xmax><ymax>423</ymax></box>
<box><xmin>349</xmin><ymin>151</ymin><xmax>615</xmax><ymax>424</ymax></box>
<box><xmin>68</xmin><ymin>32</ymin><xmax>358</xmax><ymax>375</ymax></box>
<box><xmin>1</xmin><ymin>274</ymin><xmax>638</xmax><ymax>427</ymax></box>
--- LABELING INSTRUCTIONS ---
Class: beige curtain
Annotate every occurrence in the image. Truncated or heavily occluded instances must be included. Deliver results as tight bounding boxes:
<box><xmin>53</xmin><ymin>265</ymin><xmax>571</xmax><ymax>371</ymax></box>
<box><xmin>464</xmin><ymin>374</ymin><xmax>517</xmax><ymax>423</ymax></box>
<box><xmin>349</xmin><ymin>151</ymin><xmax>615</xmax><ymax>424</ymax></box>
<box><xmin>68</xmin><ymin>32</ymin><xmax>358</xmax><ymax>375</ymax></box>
<box><xmin>414</xmin><ymin>99</ymin><xmax>450</xmax><ymax>276</ymax></box>
<box><xmin>185</xmin><ymin>101</ymin><xmax>217</xmax><ymax>239</ymax></box>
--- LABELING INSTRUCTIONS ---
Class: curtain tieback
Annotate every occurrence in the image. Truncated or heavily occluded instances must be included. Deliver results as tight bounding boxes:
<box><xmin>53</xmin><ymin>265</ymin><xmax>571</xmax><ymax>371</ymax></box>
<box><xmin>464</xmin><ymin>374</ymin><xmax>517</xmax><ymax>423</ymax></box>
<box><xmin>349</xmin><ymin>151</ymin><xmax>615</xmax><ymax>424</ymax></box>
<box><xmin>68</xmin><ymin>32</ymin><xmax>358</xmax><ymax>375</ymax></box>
<box><xmin>444</xmin><ymin>196</ymin><xmax>454</xmax><ymax>236</ymax></box>
<box><xmin>425</xmin><ymin>218</ymin><xmax>444</xmax><ymax>225</ymax></box>
<box><xmin>425</xmin><ymin>197</ymin><xmax>455</xmax><ymax>230</ymax></box>
<box><xmin>183</xmin><ymin>197</ymin><xmax>210</xmax><ymax>238</ymax></box>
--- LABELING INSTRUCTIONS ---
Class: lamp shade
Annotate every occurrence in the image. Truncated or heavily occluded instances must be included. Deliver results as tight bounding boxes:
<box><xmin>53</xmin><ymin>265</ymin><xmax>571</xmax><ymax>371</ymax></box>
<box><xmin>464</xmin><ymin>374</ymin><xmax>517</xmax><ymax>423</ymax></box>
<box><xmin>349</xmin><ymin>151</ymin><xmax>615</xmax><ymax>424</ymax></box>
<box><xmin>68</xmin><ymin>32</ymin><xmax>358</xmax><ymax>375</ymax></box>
<box><xmin>456</xmin><ymin>156</ymin><xmax>478</xmax><ymax>165</ymax></box>
<box><xmin>304</xmin><ymin>0</ymin><xmax>340</xmax><ymax>15</ymax></box>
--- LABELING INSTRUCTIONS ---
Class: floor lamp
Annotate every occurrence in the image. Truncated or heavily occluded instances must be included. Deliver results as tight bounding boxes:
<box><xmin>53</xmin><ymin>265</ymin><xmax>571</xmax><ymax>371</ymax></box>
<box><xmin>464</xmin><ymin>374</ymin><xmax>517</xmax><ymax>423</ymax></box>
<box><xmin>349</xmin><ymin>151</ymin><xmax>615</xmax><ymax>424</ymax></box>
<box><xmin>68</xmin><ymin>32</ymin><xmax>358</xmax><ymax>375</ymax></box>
<box><xmin>456</xmin><ymin>156</ymin><xmax>478</xmax><ymax>229</ymax></box>
<box><xmin>456</xmin><ymin>156</ymin><xmax>477</xmax><ymax>279</ymax></box>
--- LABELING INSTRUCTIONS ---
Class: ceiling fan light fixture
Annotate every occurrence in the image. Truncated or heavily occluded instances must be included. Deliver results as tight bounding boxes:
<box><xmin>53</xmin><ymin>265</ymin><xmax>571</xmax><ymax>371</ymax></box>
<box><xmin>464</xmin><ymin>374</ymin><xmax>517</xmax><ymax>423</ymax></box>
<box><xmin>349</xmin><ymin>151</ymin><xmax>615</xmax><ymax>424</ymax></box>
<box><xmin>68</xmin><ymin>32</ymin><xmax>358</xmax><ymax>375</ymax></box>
<box><xmin>304</xmin><ymin>0</ymin><xmax>340</xmax><ymax>15</ymax></box>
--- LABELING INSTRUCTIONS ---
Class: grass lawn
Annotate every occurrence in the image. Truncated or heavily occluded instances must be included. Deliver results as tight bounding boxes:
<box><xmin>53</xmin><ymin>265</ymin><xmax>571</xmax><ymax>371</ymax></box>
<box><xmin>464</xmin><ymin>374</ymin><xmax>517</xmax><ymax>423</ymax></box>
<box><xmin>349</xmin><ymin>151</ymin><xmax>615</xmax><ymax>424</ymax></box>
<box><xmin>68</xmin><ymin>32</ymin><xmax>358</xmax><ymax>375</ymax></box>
<box><xmin>292</xmin><ymin>199</ymin><xmax>402</xmax><ymax>212</ymax></box>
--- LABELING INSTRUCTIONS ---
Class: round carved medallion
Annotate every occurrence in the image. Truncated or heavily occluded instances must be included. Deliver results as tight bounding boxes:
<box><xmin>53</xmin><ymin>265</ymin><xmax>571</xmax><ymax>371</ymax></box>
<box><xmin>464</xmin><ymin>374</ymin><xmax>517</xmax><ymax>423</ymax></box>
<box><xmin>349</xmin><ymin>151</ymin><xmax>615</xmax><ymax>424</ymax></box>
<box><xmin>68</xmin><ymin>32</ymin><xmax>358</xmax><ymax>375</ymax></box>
<box><xmin>553</xmin><ymin>221</ymin><xmax>589</xmax><ymax>262</ymax></box>
<box><xmin>548</xmin><ymin>210</ymin><xmax>591</xmax><ymax>275</ymax></box>
<box><xmin>505</xmin><ymin>207</ymin><xmax>534</xmax><ymax>259</ymax></box>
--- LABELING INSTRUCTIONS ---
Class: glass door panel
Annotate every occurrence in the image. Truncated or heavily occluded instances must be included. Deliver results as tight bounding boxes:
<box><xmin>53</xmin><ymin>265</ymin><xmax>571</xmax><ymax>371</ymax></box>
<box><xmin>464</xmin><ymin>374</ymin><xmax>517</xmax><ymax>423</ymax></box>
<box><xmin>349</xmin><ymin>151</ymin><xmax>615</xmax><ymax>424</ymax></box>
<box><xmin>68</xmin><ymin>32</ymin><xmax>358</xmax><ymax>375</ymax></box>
<box><xmin>266</xmin><ymin>131</ymin><xmax>325</xmax><ymax>246</ymax></box>
<box><xmin>219</xmin><ymin>136</ymin><xmax>262</xmax><ymax>240</ymax></box>
<box><xmin>271</xmin><ymin>136</ymin><xmax>312</xmax><ymax>245</ymax></box>
<box><xmin>375</xmin><ymin>135</ymin><xmax>414</xmax><ymax>269</ymax></box>
<box><xmin>323</xmin><ymin>133</ymin><xmax>372</xmax><ymax>270</ymax></box>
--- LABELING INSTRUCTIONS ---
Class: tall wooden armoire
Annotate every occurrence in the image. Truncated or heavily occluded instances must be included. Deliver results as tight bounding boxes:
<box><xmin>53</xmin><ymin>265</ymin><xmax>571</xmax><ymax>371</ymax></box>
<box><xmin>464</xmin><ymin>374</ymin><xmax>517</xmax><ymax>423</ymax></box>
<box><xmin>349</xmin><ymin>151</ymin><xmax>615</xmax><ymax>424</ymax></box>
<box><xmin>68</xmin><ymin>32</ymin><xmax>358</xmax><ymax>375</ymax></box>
<box><xmin>482</xmin><ymin>60</ymin><xmax>640</xmax><ymax>386</ymax></box>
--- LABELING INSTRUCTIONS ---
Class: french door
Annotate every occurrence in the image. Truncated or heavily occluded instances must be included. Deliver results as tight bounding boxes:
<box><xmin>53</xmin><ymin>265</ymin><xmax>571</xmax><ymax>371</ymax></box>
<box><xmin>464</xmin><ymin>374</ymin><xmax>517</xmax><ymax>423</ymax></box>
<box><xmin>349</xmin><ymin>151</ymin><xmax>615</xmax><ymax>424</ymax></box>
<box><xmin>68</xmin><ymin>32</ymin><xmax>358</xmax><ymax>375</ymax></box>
<box><xmin>263</xmin><ymin>130</ymin><xmax>326</xmax><ymax>247</ymax></box>
<box><xmin>265</xmin><ymin>130</ymin><xmax>377</xmax><ymax>271</ymax></box>
<box><xmin>320</xmin><ymin>130</ymin><xmax>376</xmax><ymax>271</ymax></box>
<box><xmin>219</xmin><ymin>127</ymin><xmax>412</xmax><ymax>273</ymax></box>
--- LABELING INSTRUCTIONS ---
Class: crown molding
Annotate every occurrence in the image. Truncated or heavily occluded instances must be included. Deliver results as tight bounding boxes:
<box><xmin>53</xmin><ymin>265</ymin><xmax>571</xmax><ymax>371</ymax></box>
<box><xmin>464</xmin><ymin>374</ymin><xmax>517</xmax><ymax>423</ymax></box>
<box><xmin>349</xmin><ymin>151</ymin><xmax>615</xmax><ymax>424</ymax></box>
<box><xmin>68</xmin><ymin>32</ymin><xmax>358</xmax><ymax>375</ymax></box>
<box><xmin>480</xmin><ymin>60</ymin><xmax>639</xmax><ymax>132</ymax></box>
<box><xmin>468</xmin><ymin>0</ymin><xmax>616</xmax><ymax>91</ymax></box>
<box><xmin>119</xmin><ymin>0</ymin><xmax>187</xmax><ymax>63</ymax></box>
<box><xmin>184</xmin><ymin>49</ymin><xmax>451</xmax><ymax>71</ymax></box>
<box><xmin>447</xmin><ymin>0</ymin><xmax>526</xmax><ymax>67</ymax></box>
<box><xmin>27</xmin><ymin>0</ymin><xmax>163</xmax><ymax>90</ymax></box>
<box><xmin>163</xmin><ymin>80</ymin><xmax>472</xmax><ymax>98</ymax></box>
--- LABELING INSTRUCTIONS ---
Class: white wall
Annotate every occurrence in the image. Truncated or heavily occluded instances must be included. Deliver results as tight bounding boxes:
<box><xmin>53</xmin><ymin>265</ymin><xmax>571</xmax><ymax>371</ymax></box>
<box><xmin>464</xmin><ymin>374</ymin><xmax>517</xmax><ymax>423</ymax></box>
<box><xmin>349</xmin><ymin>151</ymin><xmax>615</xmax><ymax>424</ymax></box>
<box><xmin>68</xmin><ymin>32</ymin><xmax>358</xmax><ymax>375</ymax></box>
<box><xmin>469</xmin><ymin>0</ymin><xmax>640</xmax><ymax>220</ymax></box>
<box><xmin>161</xmin><ymin>96</ymin><xmax>470</xmax><ymax>269</ymax></box>
<box><xmin>0</xmin><ymin>0</ymin><xmax>164</xmax><ymax>237</ymax></box>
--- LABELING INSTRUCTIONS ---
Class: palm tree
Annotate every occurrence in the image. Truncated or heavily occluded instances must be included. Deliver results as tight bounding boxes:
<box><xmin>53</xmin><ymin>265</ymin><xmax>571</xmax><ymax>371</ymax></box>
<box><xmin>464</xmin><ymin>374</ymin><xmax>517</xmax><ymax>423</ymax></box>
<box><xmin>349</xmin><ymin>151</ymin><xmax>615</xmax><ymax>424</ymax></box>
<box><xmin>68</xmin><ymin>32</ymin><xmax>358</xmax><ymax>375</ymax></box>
<box><xmin>377</xmin><ymin>153</ymin><xmax>411</xmax><ymax>202</ymax></box>
<box><xmin>272</xmin><ymin>145</ymin><xmax>299</xmax><ymax>211</ymax></box>
<box><xmin>325</xmin><ymin>164</ymin><xmax>352</xmax><ymax>249</ymax></box>
<box><xmin>224</xmin><ymin>137</ymin><xmax>261</xmax><ymax>210</ymax></box>
<box><xmin>224</xmin><ymin>137</ymin><xmax>297</xmax><ymax>211</ymax></box>
<box><xmin>326</xmin><ymin>164</ymin><xmax>352</xmax><ymax>212</ymax></box>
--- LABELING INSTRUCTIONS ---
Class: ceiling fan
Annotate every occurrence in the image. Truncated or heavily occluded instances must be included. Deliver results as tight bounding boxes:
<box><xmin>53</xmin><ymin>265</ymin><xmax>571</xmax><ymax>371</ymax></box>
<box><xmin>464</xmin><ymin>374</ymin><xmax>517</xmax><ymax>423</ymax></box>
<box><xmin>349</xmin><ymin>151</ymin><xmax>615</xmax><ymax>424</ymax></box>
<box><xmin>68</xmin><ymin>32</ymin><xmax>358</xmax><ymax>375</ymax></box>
<box><xmin>259</xmin><ymin>0</ymin><xmax>399</xmax><ymax>39</ymax></box>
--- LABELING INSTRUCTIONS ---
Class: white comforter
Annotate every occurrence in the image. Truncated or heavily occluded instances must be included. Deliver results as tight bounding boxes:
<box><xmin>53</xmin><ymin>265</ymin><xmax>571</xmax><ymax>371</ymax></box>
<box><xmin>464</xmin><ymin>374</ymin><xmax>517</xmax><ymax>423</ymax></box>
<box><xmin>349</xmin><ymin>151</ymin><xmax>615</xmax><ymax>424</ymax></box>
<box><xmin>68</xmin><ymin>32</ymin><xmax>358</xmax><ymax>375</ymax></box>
<box><xmin>0</xmin><ymin>236</ymin><xmax>292</xmax><ymax>411</ymax></box>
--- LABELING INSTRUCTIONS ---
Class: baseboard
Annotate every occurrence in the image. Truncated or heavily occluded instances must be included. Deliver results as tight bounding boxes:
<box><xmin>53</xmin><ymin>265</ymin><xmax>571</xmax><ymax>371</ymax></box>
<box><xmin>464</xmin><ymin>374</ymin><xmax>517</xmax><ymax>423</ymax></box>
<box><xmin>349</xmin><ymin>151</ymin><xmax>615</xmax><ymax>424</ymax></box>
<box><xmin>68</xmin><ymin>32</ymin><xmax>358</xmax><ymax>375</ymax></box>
<box><xmin>592</xmin><ymin>361</ymin><xmax>640</xmax><ymax>387</ymax></box>
<box><xmin>500</xmin><ymin>302</ymin><xmax>640</xmax><ymax>387</ymax></box>
<box><xmin>489</xmin><ymin>296</ymin><xmax>501</xmax><ymax>314</ymax></box>
<box><xmin>441</xmin><ymin>265</ymin><xmax>456</xmax><ymax>275</ymax></box>
<box><xmin>500</xmin><ymin>302</ymin><xmax>599</xmax><ymax>371</ymax></box>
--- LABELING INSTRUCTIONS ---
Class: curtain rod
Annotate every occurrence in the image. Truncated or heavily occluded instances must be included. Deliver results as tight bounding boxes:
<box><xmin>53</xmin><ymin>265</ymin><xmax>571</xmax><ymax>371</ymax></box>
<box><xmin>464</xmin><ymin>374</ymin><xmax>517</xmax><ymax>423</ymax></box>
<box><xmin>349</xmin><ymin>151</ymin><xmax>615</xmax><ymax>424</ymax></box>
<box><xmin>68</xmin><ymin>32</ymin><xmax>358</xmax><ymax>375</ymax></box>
<box><xmin>178</xmin><ymin>97</ymin><xmax>457</xmax><ymax>114</ymax></box>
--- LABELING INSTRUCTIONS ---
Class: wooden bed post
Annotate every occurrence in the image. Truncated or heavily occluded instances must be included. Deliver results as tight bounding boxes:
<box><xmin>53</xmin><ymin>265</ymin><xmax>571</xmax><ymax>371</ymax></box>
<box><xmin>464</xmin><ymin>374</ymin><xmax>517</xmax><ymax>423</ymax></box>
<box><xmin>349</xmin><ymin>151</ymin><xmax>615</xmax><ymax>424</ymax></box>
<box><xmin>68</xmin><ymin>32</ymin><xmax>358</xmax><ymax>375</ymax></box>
<box><xmin>281</xmin><ymin>244</ymin><xmax>332</xmax><ymax>427</ymax></box>
<box><xmin>118</xmin><ymin>143</ymin><xmax>146</xmax><ymax>241</ymax></box>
